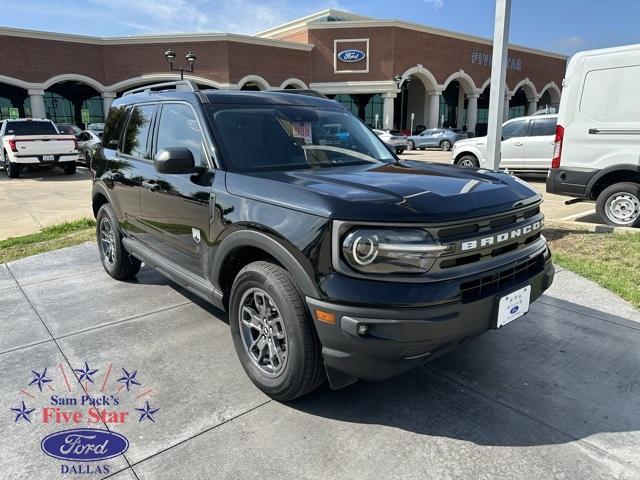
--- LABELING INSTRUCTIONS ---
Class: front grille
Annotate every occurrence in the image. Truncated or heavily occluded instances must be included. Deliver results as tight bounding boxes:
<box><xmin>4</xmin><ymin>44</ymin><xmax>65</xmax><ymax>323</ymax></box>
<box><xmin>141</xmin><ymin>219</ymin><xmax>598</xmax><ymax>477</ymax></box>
<box><xmin>460</xmin><ymin>253</ymin><xmax>545</xmax><ymax>303</ymax></box>
<box><xmin>432</xmin><ymin>203</ymin><xmax>544</xmax><ymax>271</ymax></box>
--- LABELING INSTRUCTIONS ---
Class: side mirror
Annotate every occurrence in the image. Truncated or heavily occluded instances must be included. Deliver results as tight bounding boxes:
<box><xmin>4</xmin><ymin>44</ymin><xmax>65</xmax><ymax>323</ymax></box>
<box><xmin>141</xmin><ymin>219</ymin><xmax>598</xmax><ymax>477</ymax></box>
<box><xmin>154</xmin><ymin>147</ymin><xmax>198</xmax><ymax>174</ymax></box>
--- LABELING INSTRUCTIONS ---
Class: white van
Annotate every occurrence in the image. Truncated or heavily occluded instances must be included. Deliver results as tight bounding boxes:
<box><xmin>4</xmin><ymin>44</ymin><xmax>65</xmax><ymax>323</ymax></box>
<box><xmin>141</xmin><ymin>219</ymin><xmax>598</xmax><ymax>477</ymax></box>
<box><xmin>546</xmin><ymin>44</ymin><xmax>640</xmax><ymax>227</ymax></box>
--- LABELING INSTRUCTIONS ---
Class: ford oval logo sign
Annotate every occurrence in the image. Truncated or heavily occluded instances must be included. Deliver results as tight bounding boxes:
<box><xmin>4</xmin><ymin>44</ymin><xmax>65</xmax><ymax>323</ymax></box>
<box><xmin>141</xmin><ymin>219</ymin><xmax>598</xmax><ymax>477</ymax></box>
<box><xmin>337</xmin><ymin>49</ymin><xmax>366</xmax><ymax>63</ymax></box>
<box><xmin>41</xmin><ymin>428</ymin><xmax>129</xmax><ymax>462</ymax></box>
<box><xmin>510</xmin><ymin>306</ymin><xmax>520</xmax><ymax>315</ymax></box>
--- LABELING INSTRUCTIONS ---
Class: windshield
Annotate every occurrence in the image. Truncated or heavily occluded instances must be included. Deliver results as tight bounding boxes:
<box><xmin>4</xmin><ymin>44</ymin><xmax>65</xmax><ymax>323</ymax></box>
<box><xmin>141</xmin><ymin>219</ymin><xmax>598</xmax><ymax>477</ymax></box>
<box><xmin>207</xmin><ymin>105</ymin><xmax>394</xmax><ymax>172</ymax></box>
<box><xmin>5</xmin><ymin>120</ymin><xmax>58</xmax><ymax>135</ymax></box>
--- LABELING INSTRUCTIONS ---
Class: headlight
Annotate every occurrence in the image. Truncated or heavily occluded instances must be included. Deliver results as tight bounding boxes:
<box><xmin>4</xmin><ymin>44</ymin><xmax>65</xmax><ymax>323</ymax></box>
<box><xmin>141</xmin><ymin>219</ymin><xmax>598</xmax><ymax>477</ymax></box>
<box><xmin>341</xmin><ymin>228</ymin><xmax>448</xmax><ymax>274</ymax></box>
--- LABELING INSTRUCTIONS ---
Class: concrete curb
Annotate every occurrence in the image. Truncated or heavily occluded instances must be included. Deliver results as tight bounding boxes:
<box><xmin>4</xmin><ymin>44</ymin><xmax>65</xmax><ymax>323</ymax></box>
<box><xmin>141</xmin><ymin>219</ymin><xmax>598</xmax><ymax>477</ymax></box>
<box><xmin>545</xmin><ymin>219</ymin><xmax>640</xmax><ymax>234</ymax></box>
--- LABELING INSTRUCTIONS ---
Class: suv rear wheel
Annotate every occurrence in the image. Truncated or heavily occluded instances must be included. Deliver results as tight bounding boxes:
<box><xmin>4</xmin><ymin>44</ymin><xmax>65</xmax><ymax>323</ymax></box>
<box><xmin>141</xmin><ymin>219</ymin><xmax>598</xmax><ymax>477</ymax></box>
<box><xmin>62</xmin><ymin>163</ymin><xmax>76</xmax><ymax>175</ymax></box>
<box><xmin>229</xmin><ymin>261</ymin><xmax>325</xmax><ymax>401</ymax></box>
<box><xmin>596</xmin><ymin>182</ymin><xmax>640</xmax><ymax>227</ymax></box>
<box><xmin>96</xmin><ymin>204</ymin><xmax>142</xmax><ymax>279</ymax></box>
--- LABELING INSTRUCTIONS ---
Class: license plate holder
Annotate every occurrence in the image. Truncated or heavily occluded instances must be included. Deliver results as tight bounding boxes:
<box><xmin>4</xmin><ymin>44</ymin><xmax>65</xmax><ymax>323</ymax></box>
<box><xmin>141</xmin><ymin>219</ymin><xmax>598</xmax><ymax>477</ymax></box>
<box><xmin>42</xmin><ymin>154</ymin><xmax>55</xmax><ymax>162</ymax></box>
<box><xmin>495</xmin><ymin>285</ymin><xmax>531</xmax><ymax>328</ymax></box>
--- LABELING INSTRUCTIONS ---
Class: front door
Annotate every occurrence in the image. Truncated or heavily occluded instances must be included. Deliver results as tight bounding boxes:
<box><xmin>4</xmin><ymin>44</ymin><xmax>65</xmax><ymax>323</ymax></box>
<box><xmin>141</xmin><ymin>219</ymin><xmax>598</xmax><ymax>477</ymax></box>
<box><xmin>138</xmin><ymin>102</ymin><xmax>214</xmax><ymax>277</ymax></box>
<box><xmin>499</xmin><ymin>118</ymin><xmax>529</xmax><ymax>169</ymax></box>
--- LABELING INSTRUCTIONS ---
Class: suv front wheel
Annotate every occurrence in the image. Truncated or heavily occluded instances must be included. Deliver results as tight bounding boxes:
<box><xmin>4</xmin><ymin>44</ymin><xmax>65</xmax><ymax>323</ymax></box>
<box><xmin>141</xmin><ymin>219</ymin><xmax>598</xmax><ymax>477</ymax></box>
<box><xmin>596</xmin><ymin>182</ymin><xmax>640</xmax><ymax>227</ymax></box>
<box><xmin>229</xmin><ymin>261</ymin><xmax>325</xmax><ymax>401</ymax></box>
<box><xmin>96</xmin><ymin>204</ymin><xmax>142</xmax><ymax>279</ymax></box>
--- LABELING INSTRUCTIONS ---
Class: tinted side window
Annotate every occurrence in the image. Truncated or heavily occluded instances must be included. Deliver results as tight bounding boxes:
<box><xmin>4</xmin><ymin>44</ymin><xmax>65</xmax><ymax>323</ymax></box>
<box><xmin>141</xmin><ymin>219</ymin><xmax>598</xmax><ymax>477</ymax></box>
<box><xmin>530</xmin><ymin>118</ymin><xmax>557</xmax><ymax>136</ymax></box>
<box><xmin>121</xmin><ymin>104</ymin><xmax>156</xmax><ymax>159</ymax></box>
<box><xmin>156</xmin><ymin>103</ymin><xmax>207</xmax><ymax>167</ymax></box>
<box><xmin>502</xmin><ymin>120</ymin><xmax>528</xmax><ymax>140</ymax></box>
<box><xmin>102</xmin><ymin>106</ymin><xmax>130</xmax><ymax>150</ymax></box>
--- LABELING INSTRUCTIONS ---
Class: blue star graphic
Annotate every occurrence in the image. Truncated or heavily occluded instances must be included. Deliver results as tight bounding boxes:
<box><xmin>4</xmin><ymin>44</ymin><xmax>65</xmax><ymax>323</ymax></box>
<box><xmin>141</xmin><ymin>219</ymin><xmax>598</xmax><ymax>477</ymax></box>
<box><xmin>117</xmin><ymin>368</ymin><xmax>141</xmax><ymax>392</ymax></box>
<box><xmin>29</xmin><ymin>367</ymin><xmax>52</xmax><ymax>392</ymax></box>
<box><xmin>135</xmin><ymin>401</ymin><xmax>159</xmax><ymax>423</ymax></box>
<box><xmin>74</xmin><ymin>362</ymin><xmax>99</xmax><ymax>384</ymax></box>
<box><xmin>11</xmin><ymin>401</ymin><xmax>35</xmax><ymax>423</ymax></box>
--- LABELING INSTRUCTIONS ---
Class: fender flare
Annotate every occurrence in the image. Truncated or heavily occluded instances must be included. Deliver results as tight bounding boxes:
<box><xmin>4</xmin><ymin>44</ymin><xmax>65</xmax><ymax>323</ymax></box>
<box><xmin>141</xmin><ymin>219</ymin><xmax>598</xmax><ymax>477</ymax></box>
<box><xmin>91</xmin><ymin>181</ymin><xmax>117</xmax><ymax>217</ymax></box>
<box><xmin>585</xmin><ymin>164</ymin><xmax>640</xmax><ymax>197</ymax></box>
<box><xmin>211</xmin><ymin>229</ymin><xmax>321</xmax><ymax>298</ymax></box>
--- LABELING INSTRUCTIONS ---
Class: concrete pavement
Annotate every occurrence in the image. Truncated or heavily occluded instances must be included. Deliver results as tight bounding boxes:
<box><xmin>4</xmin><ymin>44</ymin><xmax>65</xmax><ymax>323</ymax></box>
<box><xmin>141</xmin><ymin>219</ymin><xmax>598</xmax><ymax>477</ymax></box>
<box><xmin>0</xmin><ymin>166</ymin><xmax>92</xmax><ymax>240</ymax></box>
<box><xmin>1</xmin><ymin>243</ymin><xmax>639</xmax><ymax>479</ymax></box>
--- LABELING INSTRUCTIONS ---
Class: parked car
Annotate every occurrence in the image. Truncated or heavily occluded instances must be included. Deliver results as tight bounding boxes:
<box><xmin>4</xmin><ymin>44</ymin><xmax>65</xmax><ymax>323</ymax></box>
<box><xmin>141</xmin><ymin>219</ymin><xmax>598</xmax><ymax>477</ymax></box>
<box><xmin>91</xmin><ymin>81</ymin><xmax>553</xmax><ymax>401</ymax></box>
<box><xmin>77</xmin><ymin>130</ymin><xmax>101</xmax><ymax>165</ymax></box>
<box><xmin>373</xmin><ymin>129</ymin><xmax>409</xmax><ymax>154</ymax></box>
<box><xmin>451</xmin><ymin>114</ymin><xmax>557</xmax><ymax>173</ymax></box>
<box><xmin>0</xmin><ymin>118</ymin><xmax>79</xmax><ymax>177</ymax></box>
<box><xmin>88</xmin><ymin>123</ymin><xmax>105</xmax><ymax>135</ymax></box>
<box><xmin>56</xmin><ymin>123</ymin><xmax>83</xmax><ymax>137</ymax></box>
<box><xmin>547</xmin><ymin>44</ymin><xmax>640</xmax><ymax>227</ymax></box>
<box><xmin>407</xmin><ymin>128</ymin><xmax>467</xmax><ymax>151</ymax></box>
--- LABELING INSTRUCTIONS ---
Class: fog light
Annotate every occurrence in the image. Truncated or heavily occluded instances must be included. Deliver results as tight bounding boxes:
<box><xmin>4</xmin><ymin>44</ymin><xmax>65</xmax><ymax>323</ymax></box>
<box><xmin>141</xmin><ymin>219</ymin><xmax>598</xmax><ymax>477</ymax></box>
<box><xmin>357</xmin><ymin>324</ymin><xmax>368</xmax><ymax>336</ymax></box>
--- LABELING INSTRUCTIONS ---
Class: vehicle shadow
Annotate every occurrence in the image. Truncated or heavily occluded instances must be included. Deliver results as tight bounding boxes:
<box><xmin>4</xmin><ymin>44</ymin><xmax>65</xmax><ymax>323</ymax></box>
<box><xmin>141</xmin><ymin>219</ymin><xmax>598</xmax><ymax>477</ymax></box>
<box><xmin>283</xmin><ymin>295</ymin><xmax>640</xmax><ymax>449</ymax></box>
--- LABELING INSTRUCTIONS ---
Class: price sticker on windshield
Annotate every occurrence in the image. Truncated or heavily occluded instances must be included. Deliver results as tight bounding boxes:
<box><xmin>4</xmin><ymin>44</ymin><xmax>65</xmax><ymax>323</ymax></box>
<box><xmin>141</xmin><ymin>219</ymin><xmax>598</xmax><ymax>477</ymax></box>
<box><xmin>292</xmin><ymin>122</ymin><xmax>312</xmax><ymax>144</ymax></box>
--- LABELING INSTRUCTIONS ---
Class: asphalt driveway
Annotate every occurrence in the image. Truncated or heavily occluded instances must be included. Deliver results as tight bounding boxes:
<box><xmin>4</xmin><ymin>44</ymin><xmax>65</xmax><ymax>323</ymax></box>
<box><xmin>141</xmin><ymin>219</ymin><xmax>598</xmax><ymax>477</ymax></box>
<box><xmin>1</xmin><ymin>243</ymin><xmax>640</xmax><ymax>479</ymax></box>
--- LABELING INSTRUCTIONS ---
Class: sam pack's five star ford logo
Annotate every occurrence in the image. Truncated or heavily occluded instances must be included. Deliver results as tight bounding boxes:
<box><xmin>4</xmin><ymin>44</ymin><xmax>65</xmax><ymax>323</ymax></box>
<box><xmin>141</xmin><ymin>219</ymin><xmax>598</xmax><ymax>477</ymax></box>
<box><xmin>9</xmin><ymin>361</ymin><xmax>160</xmax><ymax>476</ymax></box>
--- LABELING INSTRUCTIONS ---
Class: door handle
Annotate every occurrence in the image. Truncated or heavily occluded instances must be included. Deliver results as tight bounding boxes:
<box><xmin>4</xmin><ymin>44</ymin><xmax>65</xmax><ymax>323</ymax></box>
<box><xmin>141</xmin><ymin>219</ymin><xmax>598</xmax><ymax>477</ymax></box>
<box><xmin>514</xmin><ymin>142</ymin><xmax>524</xmax><ymax>147</ymax></box>
<box><xmin>141</xmin><ymin>180</ymin><xmax>159</xmax><ymax>192</ymax></box>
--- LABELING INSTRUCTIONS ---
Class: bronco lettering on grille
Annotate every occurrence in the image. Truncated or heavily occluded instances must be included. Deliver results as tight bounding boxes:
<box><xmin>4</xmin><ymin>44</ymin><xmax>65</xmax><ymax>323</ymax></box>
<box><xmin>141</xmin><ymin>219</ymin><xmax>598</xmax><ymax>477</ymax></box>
<box><xmin>459</xmin><ymin>220</ymin><xmax>542</xmax><ymax>252</ymax></box>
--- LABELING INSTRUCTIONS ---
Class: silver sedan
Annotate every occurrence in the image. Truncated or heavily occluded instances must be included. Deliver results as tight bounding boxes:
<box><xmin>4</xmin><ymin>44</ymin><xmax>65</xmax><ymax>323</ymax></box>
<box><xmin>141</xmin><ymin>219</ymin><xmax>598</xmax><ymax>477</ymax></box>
<box><xmin>76</xmin><ymin>130</ymin><xmax>101</xmax><ymax>165</ymax></box>
<box><xmin>407</xmin><ymin>128</ymin><xmax>467</xmax><ymax>151</ymax></box>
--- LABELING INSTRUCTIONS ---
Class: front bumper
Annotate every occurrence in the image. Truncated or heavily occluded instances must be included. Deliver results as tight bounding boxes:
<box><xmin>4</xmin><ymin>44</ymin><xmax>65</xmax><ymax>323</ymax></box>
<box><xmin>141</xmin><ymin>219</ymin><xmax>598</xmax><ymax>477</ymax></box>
<box><xmin>307</xmin><ymin>256</ymin><xmax>554</xmax><ymax>389</ymax></box>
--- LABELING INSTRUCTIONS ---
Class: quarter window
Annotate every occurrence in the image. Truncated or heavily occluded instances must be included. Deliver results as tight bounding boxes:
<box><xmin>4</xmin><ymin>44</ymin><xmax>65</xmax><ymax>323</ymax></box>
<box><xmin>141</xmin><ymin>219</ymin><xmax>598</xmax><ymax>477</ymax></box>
<box><xmin>156</xmin><ymin>103</ymin><xmax>207</xmax><ymax>167</ymax></box>
<box><xmin>121</xmin><ymin>104</ymin><xmax>156</xmax><ymax>159</ymax></box>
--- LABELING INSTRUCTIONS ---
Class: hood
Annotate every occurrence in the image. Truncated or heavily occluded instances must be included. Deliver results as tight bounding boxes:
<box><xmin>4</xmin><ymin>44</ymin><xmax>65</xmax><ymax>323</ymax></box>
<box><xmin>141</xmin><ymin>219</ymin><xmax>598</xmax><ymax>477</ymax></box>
<box><xmin>454</xmin><ymin>136</ymin><xmax>486</xmax><ymax>148</ymax></box>
<box><xmin>225</xmin><ymin>161</ymin><xmax>539</xmax><ymax>223</ymax></box>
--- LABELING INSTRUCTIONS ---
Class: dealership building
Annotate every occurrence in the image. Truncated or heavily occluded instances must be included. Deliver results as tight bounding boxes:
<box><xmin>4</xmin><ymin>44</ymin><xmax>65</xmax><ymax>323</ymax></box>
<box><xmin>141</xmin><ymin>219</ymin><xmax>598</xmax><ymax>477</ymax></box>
<box><xmin>0</xmin><ymin>9</ymin><xmax>566</xmax><ymax>136</ymax></box>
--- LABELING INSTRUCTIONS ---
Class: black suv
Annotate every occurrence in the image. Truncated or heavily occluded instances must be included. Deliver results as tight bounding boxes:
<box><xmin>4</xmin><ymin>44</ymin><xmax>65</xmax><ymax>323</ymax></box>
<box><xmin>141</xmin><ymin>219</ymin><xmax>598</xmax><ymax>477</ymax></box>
<box><xmin>91</xmin><ymin>81</ymin><xmax>554</xmax><ymax>401</ymax></box>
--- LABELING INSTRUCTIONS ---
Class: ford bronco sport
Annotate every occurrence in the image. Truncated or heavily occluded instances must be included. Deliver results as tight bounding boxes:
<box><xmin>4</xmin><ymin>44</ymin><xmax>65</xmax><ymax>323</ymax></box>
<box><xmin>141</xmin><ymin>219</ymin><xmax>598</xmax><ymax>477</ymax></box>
<box><xmin>91</xmin><ymin>81</ymin><xmax>554</xmax><ymax>401</ymax></box>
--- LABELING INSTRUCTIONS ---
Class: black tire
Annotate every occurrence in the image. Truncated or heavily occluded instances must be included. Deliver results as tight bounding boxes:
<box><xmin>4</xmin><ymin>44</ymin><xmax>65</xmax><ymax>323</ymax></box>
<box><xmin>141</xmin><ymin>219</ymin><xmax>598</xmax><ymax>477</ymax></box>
<box><xmin>229</xmin><ymin>261</ymin><xmax>325</xmax><ymax>401</ymax></box>
<box><xmin>63</xmin><ymin>163</ymin><xmax>76</xmax><ymax>175</ymax></box>
<box><xmin>456</xmin><ymin>154</ymin><xmax>479</xmax><ymax>168</ymax></box>
<box><xmin>596</xmin><ymin>182</ymin><xmax>640</xmax><ymax>227</ymax></box>
<box><xmin>96</xmin><ymin>204</ymin><xmax>141</xmax><ymax>279</ymax></box>
<box><xmin>395</xmin><ymin>147</ymin><xmax>405</xmax><ymax>155</ymax></box>
<box><xmin>440</xmin><ymin>140</ymin><xmax>452</xmax><ymax>151</ymax></box>
<box><xmin>5</xmin><ymin>151</ymin><xmax>19</xmax><ymax>178</ymax></box>
<box><xmin>407</xmin><ymin>140</ymin><xmax>415</xmax><ymax>151</ymax></box>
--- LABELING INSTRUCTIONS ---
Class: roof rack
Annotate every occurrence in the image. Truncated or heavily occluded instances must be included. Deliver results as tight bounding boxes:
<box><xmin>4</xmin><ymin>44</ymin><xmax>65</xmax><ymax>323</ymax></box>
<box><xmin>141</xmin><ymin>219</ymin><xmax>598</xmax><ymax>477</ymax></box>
<box><xmin>122</xmin><ymin>80</ymin><xmax>199</xmax><ymax>96</ymax></box>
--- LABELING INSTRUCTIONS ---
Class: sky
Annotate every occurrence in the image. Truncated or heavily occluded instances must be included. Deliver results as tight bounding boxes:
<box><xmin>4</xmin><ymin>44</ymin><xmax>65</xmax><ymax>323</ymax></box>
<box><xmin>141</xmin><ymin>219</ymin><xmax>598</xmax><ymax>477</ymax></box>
<box><xmin>2</xmin><ymin>0</ymin><xmax>638</xmax><ymax>55</ymax></box>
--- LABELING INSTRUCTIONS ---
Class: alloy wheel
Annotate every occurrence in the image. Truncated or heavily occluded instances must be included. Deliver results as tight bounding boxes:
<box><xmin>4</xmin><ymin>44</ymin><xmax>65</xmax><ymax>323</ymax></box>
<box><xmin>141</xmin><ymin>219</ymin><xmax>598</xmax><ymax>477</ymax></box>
<box><xmin>100</xmin><ymin>217</ymin><xmax>116</xmax><ymax>265</ymax></box>
<box><xmin>441</xmin><ymin>140</ymin><xmax>452</xmax><ymax>151</ymax></box>
<box><xmin>238</xmin><ymin>288</ymin><xmax>288</xmax><ymax>377</ymax></box>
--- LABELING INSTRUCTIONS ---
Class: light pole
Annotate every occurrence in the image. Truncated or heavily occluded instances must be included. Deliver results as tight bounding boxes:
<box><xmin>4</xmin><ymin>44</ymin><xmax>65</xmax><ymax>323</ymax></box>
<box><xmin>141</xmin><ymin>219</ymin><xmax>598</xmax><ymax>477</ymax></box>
<box><xmin>394</xmin><ymin>75</ymin><xmax>410</xmax><ymax>133</ymax></box>
<box><xmin>164</xmin><ymin>48</ymin><xmax>197</xmax><ymax>81</ymax></box>
<box><xmin>485</xmin><ymin>0</ymin><xmax>512</xmax><ymax>170</ymax></box>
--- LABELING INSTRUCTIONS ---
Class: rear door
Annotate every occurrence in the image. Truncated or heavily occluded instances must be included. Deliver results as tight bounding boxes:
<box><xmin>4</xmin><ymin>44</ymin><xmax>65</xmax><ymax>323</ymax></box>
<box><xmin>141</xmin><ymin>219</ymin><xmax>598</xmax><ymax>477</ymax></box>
<box><xmin>499</xmin><ymin>118</ymin><xmax>529</xmax><ymax>169</ymax></box>
<box><xmin>108</xmin><ymin>103</ymin><xmax>157</xmax><ymax>236</ymax></box>
<box><xmin>138</xmin><ymin>102</ymin><xmax>213</xmax><ymax>276</ymax></box>
<box><xmin>524</xmin><ymin>117</ymin><xmax>557</xmax><ymax>171</ymax></box>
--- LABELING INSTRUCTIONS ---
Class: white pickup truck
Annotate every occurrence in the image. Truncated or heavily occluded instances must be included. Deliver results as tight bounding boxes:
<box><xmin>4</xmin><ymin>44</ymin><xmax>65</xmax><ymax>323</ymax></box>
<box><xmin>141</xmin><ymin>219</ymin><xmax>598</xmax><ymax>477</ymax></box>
<box><xmin>0</xmin><ymin>118</ymin><xmax>80</xmax><ymax>178</ymax></box>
